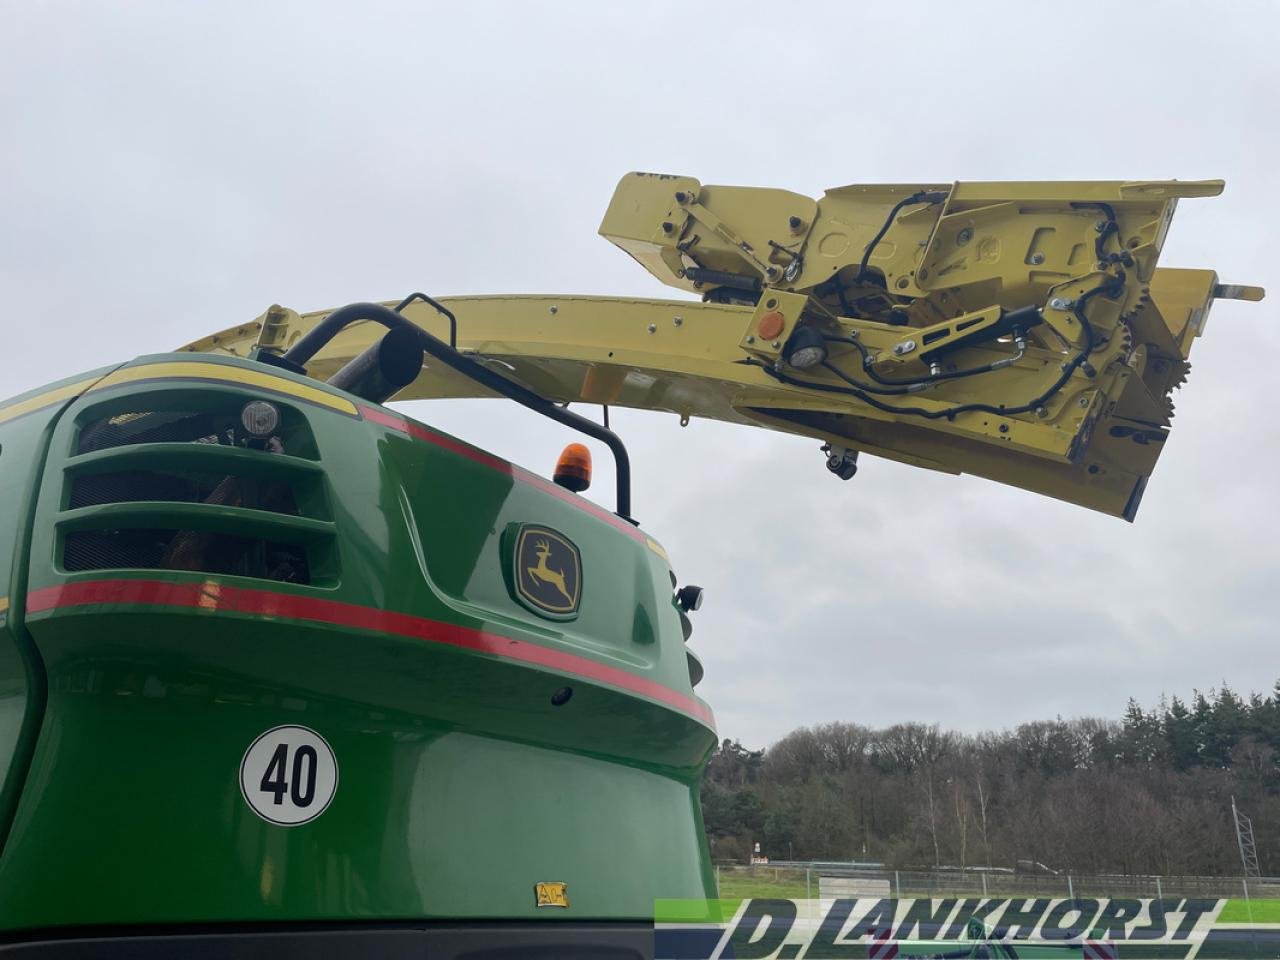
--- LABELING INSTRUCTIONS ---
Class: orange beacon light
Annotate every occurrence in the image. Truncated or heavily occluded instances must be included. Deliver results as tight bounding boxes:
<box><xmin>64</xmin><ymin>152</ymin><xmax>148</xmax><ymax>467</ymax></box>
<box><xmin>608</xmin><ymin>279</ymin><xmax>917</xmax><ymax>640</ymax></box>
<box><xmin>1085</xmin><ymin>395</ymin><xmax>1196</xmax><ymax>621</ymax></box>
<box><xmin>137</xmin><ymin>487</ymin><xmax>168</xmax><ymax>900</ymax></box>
<box><xmin>553</xmin><ymin>443</ymin><xmax>592</xmax><ymax>492</ymax></box>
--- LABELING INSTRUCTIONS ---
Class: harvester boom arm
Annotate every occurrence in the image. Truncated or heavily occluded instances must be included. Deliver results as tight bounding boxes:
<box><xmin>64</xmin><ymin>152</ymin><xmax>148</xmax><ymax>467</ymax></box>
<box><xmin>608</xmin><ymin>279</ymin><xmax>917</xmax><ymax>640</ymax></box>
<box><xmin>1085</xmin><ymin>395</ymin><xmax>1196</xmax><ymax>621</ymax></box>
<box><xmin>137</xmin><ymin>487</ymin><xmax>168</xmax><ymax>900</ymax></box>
<box><xmin>181</xmin><ymin>173</ymin><xmax>1263</xmax><ymax>520</ymax></box>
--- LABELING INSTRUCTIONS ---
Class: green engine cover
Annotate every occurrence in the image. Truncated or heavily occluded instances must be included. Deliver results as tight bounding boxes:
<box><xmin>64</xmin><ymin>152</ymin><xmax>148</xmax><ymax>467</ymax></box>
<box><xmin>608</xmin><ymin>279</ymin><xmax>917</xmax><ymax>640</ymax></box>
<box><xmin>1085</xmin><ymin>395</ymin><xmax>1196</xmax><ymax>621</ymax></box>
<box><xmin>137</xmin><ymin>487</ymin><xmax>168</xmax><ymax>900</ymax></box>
<box><xmin>0</xmin><ymin>354</ymin><xmax>716</xmax><ymax>934</ymax></box>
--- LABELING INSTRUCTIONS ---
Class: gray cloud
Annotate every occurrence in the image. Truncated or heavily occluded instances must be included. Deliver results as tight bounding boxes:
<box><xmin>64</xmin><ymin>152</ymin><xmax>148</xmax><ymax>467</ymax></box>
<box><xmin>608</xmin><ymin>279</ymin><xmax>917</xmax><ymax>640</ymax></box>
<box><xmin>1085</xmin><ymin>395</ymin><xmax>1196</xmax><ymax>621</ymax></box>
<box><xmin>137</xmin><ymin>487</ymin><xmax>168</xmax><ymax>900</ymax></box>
<box><xmin>2</xmin><ymin>0</ymin><xmax>1276</xmax><ymax>748</ymax></box>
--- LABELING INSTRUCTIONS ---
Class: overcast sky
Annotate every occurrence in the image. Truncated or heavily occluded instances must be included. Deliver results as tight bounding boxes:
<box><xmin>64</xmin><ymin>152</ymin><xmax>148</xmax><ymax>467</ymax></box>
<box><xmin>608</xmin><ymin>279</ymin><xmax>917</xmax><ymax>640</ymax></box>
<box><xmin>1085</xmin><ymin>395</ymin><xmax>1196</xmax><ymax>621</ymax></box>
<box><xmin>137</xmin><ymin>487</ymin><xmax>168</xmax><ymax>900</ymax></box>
<box><xmin>2</xmin><ymin>0</ymin><xmax>1276</xmax><ymax>747</ymax></box>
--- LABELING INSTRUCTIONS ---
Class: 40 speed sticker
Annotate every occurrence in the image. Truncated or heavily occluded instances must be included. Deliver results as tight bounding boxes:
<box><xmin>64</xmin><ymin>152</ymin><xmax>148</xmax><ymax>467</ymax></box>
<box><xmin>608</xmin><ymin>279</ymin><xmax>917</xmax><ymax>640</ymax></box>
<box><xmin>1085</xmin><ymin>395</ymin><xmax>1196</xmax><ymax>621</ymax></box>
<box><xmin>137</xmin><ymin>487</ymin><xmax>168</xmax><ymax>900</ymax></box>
<box><xmin>239</xmin><ymin>725</ymin><xmax>338</xmax><ymax>826</ymax></box>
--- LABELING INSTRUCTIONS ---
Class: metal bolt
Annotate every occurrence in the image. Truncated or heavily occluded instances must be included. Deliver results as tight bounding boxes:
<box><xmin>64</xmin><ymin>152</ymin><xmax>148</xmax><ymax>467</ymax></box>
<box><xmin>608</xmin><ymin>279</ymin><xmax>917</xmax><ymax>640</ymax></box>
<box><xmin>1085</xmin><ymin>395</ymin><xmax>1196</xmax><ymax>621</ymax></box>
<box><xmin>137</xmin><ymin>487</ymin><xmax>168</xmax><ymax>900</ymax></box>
<box><xmin>746</xmin><ymin>335</ymin><xmax>756</xmax><ymax>344</ymax></box>
<box><xmin>789</xmin><ymin>215</ymin><xmax>803</xmax><ymax>230</ymax></box>
<box><xmin>549</xmin><ymin>305</ymin><xmax>558</xmax><ymax>314</ymax></box>
<box><xmin>647</xmin><ymin>323</ymin><xmax>657</xmax><ymax>333</ymax></box>
<box><xmin>956</xmin><ymin>227</ymin><xmax>973</xmax><ymax>246</ymax></box>
<box><xmin>1030</xmin><ymin>253</ymin><xmax>1046</xmax><ymax>265</ymax></box>
<box><xmin>673</xmin><ymin>316</ymin><xmax>683</xmax><ymax>326</ymax></box>
<box><xmin>772</xmin><ymin>340</ymin><xmax>781</xmax><ymax>349</ymax></box>
<box><xmin>892</xmin><ymin>340</ymin><xmax>917</xmax><ymax>356</ymax></box>
<box><xmin>1048</xmin><ymin>296</ymin><xmax>1073</xmax><ymax>311</ymax></box>
<box><xmin>662</xmin><ymin>221</ymin><xmax>674</xmax><ymax>234</ymax></box>
<box><xmin>1035</xmin><ymin>406</ymin><xmax>1049</xmax><ymax>419</ymax></box>
<box><xmin>999</xmin><ymin>424</ymin><xmax>1010</xmax><ymax>434</ymax></box>
<box><xmin>674</xmin><ymin>191</ymin><xmax>689</xmax><ymax>203</ymax></box>
<box><xmin>1078</xmin><ymin>395</ymin><xmax>1090</xmax><ymax>408</ymax></box>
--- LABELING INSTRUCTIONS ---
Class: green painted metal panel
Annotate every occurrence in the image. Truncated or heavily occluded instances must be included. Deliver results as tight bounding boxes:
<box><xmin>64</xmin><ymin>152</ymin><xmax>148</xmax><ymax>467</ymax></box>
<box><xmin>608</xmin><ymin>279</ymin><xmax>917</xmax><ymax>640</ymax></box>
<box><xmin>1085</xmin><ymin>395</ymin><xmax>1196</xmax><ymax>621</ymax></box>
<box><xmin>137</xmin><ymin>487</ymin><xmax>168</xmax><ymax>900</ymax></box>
<box><xmin>0</xmin><ymin>353</ymin><xmax>717</xmax><ymax>931</ymax></box>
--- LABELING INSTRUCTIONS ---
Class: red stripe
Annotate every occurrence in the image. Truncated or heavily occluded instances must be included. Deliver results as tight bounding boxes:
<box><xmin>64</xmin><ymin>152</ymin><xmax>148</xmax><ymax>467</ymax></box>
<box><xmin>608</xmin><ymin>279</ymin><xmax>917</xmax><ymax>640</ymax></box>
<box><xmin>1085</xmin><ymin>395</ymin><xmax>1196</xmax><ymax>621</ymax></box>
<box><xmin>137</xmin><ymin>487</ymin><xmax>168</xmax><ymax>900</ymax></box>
<box><xmin>26</xmin><ymin>578</ymin><xmax>714</xmax><ymax>727</ymax></box>
<box><xmin>359</xmin><ymin>405</ymin><xmax>646</xmax><ymax>542</ymax></box>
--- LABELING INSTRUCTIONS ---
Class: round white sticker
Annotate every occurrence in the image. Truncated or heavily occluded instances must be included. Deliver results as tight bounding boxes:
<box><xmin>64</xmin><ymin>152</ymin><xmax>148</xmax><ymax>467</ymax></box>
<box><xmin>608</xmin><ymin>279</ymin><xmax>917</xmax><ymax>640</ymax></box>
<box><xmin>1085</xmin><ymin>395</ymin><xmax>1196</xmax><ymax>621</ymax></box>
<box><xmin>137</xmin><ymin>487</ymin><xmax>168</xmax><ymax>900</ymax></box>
<box><xmin>239</xmin><ymin>725</ymin><xmax>338</xmax><ymax>826</ymax></box>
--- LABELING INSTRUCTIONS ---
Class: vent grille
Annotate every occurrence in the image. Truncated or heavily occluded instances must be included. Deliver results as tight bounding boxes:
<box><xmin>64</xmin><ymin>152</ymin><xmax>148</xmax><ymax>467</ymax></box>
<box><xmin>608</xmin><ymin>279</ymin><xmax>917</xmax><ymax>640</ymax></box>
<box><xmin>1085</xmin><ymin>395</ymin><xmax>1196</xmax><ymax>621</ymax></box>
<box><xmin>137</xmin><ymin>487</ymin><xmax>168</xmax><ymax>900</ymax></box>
<box><xmin>69</xmin><ymin>471</ymin><xmax>299</xmax><ymax>515</ymax></box>
<box><xmin>78</xmin><ymin>411</ymin><xmax>226</xmax><ymax>454</ymax></box>
<box><xmin>64</xmin><ymin>528</ymin><xmax>311</xmax><ymax>584</ymax></box>
<box><xmin>65</xmin><ymin>399</ymin><xmax>331</xmax><ymax>587</ymax></box>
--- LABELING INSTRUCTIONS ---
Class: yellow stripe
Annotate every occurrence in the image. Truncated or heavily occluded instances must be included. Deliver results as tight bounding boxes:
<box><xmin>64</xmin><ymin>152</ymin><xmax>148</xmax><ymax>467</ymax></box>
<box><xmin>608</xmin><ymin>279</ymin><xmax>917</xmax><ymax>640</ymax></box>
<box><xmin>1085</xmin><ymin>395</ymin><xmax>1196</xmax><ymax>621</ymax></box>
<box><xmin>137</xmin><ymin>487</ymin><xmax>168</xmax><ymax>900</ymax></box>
<box><xmin>87</xmin><ymin>361</ymin><xmax>358</xmax><ymax>416</ymax></box>
<box><xmin>0</xmin><ymin>378</ymin><xmax>102</xmax><ymax>426</ymax></box>
<box><xmin>645</xmin><ymin>537</ymin><xmax>670</xmax><ymax>563</ymax></box>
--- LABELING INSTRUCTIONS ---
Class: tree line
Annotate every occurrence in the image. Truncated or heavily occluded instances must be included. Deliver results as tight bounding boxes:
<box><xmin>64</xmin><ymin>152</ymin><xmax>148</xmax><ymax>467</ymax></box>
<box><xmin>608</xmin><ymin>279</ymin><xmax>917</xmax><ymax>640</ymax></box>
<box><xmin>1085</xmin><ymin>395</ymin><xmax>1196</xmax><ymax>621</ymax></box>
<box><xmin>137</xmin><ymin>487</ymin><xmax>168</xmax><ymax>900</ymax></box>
<box><xmin>701</xmin><ymin>681</ymin><xmax>1279</xmax><ymax>876</ymax></box>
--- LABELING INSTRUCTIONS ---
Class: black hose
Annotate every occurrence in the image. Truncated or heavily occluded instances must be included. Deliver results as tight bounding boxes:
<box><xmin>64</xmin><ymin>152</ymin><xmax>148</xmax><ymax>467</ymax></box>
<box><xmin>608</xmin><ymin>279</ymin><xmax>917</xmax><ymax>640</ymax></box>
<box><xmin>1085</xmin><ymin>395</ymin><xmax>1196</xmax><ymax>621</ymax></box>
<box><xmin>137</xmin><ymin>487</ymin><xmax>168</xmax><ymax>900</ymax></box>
<box><xmin>853</xmin><ymin>190</ymin><xmax>948</xmax><ymax>285</ymax></box>
<box><xmin>822</xmin><ymin>330</ymin><xmax>1029</xmax><ymax>390</ymax></box>
<box><xmin>1070</xmin><ymin>201</ymin><xmax>1120</xmax><ymax>264</ymax></box>
<box><xmin>763</xmin><ymin>282</ymin><xmax>1120</xmax><ymax>422</ymax></box>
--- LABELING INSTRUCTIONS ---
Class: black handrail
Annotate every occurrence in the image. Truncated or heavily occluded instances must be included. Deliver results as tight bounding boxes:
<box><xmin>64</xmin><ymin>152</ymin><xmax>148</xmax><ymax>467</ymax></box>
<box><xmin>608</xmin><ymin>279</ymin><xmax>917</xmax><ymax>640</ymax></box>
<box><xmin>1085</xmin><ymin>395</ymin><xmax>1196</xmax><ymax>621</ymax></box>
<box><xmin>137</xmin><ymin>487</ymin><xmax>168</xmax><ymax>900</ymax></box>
<box><xmin>269</xmin><ymin>301</ymin><xmax>634</xmax><ymax>522</ymax></box>
<box><xmin>394</xmin><ymin>292</ymin><xmax>457</xmax><ymax>348</ymax></box>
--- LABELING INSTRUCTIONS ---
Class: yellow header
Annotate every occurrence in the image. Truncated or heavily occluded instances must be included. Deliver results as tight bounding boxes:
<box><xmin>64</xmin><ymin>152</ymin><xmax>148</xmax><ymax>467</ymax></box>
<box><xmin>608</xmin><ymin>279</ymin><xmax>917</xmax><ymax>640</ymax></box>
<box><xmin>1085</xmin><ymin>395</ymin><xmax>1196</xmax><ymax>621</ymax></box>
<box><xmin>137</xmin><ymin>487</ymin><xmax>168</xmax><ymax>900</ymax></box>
<box><xmin>166</xmin><ymin>173</ymin><xmax>1263</xmax><ymax>520</ymax></box>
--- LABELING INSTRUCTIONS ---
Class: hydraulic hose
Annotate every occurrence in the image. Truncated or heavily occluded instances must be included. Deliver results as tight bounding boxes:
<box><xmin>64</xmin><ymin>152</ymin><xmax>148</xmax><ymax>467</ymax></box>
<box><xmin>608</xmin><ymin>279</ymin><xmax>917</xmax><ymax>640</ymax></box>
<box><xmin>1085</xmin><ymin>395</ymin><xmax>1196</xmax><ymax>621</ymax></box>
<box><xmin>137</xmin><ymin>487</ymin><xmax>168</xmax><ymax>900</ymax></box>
<box><xmin>764</xmin><ymin>281</ymin><xmax>1121</xmax><ymax>422</ymax></box>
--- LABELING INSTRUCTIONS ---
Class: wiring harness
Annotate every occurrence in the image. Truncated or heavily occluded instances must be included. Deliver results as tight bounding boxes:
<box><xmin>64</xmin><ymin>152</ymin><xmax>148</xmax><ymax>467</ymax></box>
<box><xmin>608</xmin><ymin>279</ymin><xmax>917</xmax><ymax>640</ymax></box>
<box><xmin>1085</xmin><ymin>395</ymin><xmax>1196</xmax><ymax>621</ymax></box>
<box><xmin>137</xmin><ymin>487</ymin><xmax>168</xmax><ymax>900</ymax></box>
<box><xmin>761</xmin><ymin>276</ymin><xmax>1125</xmax><ymax>423</ymax></box>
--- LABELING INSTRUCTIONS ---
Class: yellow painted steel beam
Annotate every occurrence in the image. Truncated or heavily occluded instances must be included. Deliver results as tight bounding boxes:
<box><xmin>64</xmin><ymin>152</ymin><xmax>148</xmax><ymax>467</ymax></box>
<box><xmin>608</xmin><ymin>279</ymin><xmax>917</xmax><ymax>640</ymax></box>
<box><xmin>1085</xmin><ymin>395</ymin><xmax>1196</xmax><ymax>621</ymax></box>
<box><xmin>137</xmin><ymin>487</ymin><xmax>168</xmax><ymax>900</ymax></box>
<box><xmin>178</xmin><ymin>175</ymin><xmax>1264</xmax><ymax>521</ymax></box>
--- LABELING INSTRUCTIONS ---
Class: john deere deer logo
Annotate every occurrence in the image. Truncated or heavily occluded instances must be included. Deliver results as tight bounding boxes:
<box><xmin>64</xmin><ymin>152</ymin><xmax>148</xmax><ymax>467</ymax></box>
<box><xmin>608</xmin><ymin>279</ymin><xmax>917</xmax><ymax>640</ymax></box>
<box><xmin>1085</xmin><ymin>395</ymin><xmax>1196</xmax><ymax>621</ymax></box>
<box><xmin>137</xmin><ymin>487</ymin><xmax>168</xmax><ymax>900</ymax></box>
<box><xmin>528</xmin><ymin>539</ymin><xmax>573</xmax><ymax>605</ymax></box>
<box><xmin>514</xmin><ymin>525</ymin><xmax>581</xmax><ymax>617</ymax></box>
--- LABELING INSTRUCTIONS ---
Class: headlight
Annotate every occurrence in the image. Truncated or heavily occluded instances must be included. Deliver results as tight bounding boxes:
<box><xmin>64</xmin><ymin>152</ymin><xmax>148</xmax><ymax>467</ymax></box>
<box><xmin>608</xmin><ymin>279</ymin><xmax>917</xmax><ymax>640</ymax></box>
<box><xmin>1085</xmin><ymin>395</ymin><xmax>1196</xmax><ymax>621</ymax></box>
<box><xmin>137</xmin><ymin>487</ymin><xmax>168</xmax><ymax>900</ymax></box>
<box><xmin>784</xmin><ymin>325</ymin><xmax>828</xmax><ymax>370</ymax></box>
<box><xmin>676</xmin><ymin>584</ymin><xmax>704</xmax><ymax>613</ymax></box>
<box><xmin>240</xmin><ymin>400</ymin><xmax>281</xmax><ymax>437</ymax></box>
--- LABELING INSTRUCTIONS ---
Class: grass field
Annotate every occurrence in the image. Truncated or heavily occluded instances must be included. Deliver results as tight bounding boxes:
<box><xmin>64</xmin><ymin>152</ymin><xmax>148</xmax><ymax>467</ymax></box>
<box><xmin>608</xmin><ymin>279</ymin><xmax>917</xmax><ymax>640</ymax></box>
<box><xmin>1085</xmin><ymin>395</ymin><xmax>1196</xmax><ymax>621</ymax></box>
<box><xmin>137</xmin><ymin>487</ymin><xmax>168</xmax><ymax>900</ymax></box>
<box><xmin>1219</xmin><ymin>899</ymin><xmax>1280</xmax><ymax>923</ymax></box>
<box><xmin>716</xmin><ymin>871</ymin><xmax>808</xmax><ymax>901</ymax></box>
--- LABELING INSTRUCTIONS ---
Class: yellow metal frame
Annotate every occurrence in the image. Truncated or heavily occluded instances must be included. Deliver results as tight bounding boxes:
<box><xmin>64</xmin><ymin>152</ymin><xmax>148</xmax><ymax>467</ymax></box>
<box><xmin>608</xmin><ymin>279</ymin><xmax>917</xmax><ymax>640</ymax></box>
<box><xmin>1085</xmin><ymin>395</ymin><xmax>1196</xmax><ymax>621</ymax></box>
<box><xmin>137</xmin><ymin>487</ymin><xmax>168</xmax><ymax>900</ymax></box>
<box><xmin>177</xmin><ymin>173</ymin><xmax>1264</xmax><ymax>520</ymax></box>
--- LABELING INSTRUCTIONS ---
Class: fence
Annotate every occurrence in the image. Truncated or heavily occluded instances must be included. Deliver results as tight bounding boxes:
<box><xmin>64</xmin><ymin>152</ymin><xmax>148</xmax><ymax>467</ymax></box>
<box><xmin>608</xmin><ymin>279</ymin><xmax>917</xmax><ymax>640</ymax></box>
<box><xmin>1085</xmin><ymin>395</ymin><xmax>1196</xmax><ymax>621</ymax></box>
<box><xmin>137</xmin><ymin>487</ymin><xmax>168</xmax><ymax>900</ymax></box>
<box><xmin>716</xmin><ymin>861</ymin><xmax>1280</xmax><ymax>901</ymax></box>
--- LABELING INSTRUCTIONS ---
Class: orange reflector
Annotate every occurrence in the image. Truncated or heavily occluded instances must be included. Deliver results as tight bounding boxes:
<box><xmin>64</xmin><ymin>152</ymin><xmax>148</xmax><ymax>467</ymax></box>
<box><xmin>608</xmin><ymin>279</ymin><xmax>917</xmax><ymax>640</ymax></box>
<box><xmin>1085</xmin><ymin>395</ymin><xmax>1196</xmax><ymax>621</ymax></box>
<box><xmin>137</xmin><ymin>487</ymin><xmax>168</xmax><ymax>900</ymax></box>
<box><xmin>554</xmin><ymin>443</ymin><xmax>592</xmax><ymax>493</ymax></box>
<box><xmin>757</xmin><ymin>310</ymin><xmax>786</xmax><ymax>341</ymax></box>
